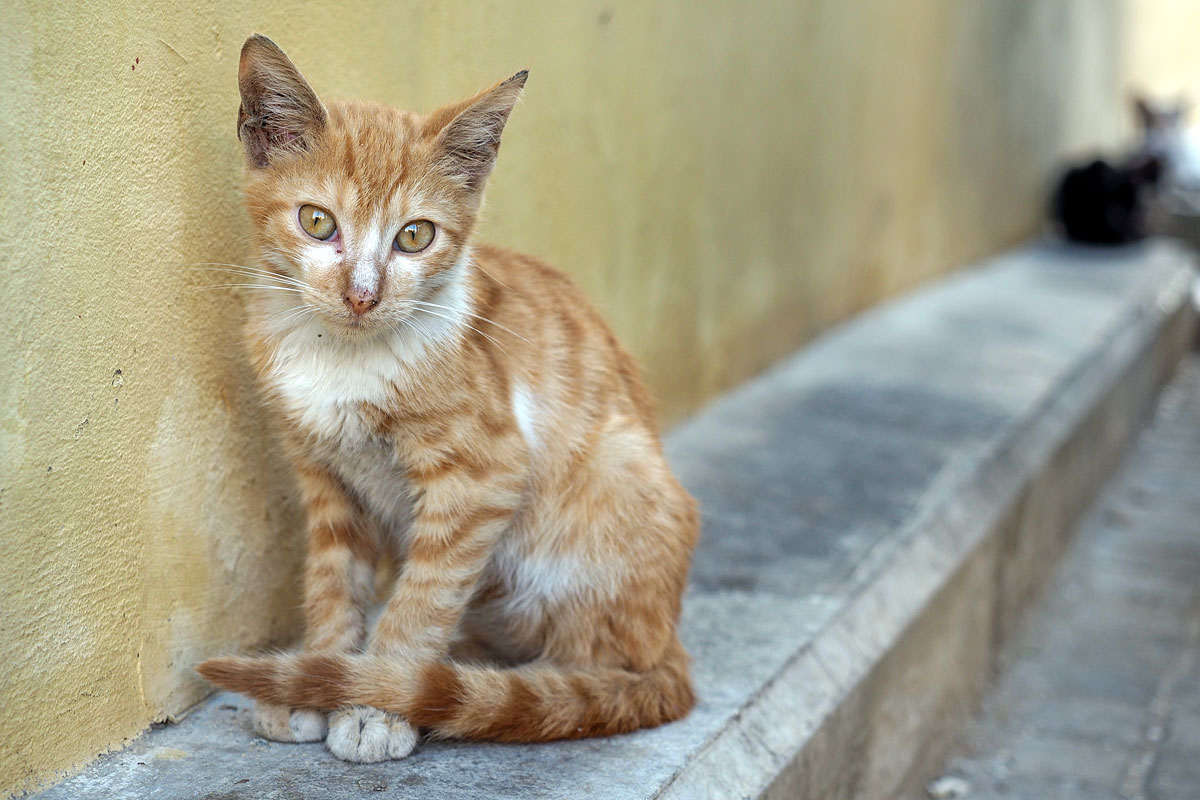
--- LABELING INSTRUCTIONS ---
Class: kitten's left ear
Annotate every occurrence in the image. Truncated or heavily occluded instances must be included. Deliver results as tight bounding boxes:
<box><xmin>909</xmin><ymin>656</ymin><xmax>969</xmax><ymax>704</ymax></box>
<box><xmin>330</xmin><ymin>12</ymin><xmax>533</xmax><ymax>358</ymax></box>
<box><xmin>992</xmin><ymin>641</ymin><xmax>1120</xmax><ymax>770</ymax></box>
<box><xmin>237</xmin><ymin>35</ymin><xmax>327</xmax><ymax>168</ymax></box>
<box><xmin>1133</xmin><ymin>93</ymin><xmax>1154</xmax><ymax>128</ymax></box>
<box><xmin>429</xmin><ymin>71</ymin><xmax>529</xmax><ymax>191</ymax></box>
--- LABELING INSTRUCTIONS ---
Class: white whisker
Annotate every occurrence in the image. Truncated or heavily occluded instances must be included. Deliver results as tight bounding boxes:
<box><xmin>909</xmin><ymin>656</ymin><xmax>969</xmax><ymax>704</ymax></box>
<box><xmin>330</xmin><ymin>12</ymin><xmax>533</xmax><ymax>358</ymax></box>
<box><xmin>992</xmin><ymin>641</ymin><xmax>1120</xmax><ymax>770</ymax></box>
<box><xmin>411</xmin><ymin>306</ymin><xmax>507</xmax><ymax>352</ymax></box>
<box><xmin>271</xmin><ymin>304</ymin><xmax>318</xmax><ymax>328</ymax></box>
<box><xmin>471</xmin><ymin>261</ymin><xmax>515</xmax><ymax>292</ymax></box>
<box><xmin>185</xmin><ymin>263</ymin><xmax>312</xmax><ymax>291</ymax></box>
<box><xmin>389</xmin><ymin>314</ymin><xmax>424</xmax><ymax>342</ymax></box>
<box><xmin>188</xmin><ymin>283</ymin><xmax>306</xmax><ymax>294</ymax></box>
<box><xmin>412</xmin><ymin>300</ymin><xmax>537</xmax><ymax>349</ymax></box>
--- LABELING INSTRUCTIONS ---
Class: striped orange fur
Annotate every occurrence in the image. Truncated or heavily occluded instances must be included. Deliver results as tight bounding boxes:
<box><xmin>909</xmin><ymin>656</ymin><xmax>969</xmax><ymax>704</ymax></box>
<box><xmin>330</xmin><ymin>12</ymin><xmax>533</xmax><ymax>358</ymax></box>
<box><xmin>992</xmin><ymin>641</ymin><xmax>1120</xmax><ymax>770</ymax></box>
<box><xmin>196</xmin><ymin>35</ymin><xmax>699</xmax><ymax>762</ymax></box>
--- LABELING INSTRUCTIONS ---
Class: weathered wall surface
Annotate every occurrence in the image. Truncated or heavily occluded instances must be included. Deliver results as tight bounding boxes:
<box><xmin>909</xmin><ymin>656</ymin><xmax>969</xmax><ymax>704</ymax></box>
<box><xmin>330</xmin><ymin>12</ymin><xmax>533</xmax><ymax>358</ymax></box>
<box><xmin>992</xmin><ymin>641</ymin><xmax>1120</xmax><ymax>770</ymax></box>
<box><xmin>0</xmin><ymin>0</ymin><xmax>1188</xmax><ymax>795</ymax></box>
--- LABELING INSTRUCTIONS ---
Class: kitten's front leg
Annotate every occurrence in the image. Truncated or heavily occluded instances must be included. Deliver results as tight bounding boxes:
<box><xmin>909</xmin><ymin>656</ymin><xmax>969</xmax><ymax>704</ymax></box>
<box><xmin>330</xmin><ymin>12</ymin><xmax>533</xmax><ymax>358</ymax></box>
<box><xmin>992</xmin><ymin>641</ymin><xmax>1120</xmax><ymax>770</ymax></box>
<box><xmin>253</xmin><ymin>452</ymin><xmax>380</xmax><ymax>744</ymax></box>
<box><xmin>326</xmin><ymin>434</ymin><xmax>527</xmax><ymax>763</ymax></box>
<box><xmin>372</xmin><ymin>437</ymin><xmax>527</xmax><ymax>661</ymax></box>
<box><xmin>325</xmin><ymin>706</ymin><xmax>420</xmax><ymax>763</ymax></box>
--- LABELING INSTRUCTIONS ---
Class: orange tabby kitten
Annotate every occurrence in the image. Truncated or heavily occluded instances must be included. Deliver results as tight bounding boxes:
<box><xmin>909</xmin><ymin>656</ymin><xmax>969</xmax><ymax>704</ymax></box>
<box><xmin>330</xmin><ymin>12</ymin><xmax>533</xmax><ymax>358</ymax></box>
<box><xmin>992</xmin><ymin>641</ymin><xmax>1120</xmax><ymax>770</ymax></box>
<box><xmin>196</xmin><ymin>35</ymin><xmax>698</xmax><ymax>763</ymax></box>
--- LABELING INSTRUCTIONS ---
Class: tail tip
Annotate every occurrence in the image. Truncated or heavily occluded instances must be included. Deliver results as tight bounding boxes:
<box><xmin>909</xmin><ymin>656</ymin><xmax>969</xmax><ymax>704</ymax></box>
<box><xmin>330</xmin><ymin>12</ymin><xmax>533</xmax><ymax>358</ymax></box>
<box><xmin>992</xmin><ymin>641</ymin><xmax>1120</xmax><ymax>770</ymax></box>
<box><xmin>195</xmin><ymin>656</ymin><xmax>241</xmax><ymax>687</ymax></box>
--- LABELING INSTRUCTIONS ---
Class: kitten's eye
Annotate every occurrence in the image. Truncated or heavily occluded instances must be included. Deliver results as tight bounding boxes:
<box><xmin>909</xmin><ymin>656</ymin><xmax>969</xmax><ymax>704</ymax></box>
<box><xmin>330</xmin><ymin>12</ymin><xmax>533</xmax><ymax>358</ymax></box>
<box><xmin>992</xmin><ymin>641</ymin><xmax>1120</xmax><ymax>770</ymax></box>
<box><xmin>394</xmin><ymin>220</ymin><xmax>435</xmax><ymax>253</ymax></box>
<box><xmin>298</xmin><ymin>204</ymin><xmax>337</xmax><ymax>240</ymax></box>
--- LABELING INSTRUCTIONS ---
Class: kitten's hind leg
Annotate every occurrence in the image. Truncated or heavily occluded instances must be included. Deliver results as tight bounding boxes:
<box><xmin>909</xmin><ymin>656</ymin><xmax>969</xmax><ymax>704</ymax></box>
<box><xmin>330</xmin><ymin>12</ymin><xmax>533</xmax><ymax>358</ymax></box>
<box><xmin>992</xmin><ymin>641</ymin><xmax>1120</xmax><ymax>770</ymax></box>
<box><xmin>326</xmin><ymin>706</ymin><xmax>418</xmax><ymax>762</ymax></box>
<box><xmin>250</xmin><ymin>703</ymin><xmax>328</xmax><ymax>743</ymax></box>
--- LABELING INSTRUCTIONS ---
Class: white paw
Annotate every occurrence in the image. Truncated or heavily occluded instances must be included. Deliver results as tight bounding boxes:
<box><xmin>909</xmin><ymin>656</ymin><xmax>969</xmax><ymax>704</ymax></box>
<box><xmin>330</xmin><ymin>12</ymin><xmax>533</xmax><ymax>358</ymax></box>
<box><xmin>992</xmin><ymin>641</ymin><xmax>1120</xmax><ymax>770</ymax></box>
<box><xmin>251</xmin><ymin>703</ymin><xmax>328</xmax><ymax>742</ymax></box>
<box><xmin>326</xmin><ymin>706</ymin><xmax>418</xmax><ymax>763</ymax></box>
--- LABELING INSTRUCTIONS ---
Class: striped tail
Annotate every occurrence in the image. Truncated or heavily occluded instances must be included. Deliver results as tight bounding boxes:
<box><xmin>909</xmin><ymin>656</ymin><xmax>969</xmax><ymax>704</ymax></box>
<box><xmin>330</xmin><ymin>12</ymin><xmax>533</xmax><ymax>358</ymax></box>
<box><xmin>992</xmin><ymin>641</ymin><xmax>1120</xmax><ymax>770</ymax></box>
<box><xmin>196</xmin><ymin>647</ymin><xmax>694</xmax><ymax>741</ymax></box>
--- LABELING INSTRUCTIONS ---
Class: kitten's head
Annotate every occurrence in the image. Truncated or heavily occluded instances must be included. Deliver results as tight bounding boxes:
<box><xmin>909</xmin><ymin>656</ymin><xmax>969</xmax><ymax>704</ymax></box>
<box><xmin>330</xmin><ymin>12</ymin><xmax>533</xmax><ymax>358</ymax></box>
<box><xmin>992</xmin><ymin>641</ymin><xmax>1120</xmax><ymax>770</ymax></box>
<box><xmin>1134</xmin><ymin>94</ymin><xmax>1190</xmax><ymax>143</ymax></box>
<box><xmin>236</xmin><ymin>34</ymin><xmax>526</xmax><ymax>335</ymax></box>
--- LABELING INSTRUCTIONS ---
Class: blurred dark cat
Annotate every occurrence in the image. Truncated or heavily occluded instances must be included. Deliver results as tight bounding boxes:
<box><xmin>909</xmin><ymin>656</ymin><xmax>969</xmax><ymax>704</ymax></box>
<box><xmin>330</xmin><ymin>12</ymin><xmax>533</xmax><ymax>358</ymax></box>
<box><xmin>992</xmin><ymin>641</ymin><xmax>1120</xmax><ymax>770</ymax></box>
<box><xmin>1050</xmin><ymin>154</ymin><xmax>1163</xmax><ymax>245</ymax></box>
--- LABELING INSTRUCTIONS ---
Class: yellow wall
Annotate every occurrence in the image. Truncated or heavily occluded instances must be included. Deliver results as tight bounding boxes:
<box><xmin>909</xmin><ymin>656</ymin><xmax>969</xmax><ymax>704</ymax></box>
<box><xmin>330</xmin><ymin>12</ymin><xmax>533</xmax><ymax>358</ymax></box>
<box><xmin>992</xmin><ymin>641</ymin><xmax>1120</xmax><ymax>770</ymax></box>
<box><xmin>1</xmin><ymin>0</ymin><xmax>1190</xmax><ymax>795</ymax></box>
<box><xmin>1124</xmin><ymin>0</ymin><xmax>1200</xmax><ymax>100</ymax></box>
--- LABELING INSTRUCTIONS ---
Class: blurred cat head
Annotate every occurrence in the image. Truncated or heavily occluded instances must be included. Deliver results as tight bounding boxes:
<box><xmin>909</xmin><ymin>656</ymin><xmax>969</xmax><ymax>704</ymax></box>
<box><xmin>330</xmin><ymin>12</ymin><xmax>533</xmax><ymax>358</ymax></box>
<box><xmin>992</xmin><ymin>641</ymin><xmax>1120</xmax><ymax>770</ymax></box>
<box><xmin>1134</xmin><ymin>93</ymin><xmax>1191</xmax><ymax>156</ymax></box>
<box><xmin>1134</xmin><ymin>94</ymin><xmax>1190</xmax><ymax>133</ymax></box>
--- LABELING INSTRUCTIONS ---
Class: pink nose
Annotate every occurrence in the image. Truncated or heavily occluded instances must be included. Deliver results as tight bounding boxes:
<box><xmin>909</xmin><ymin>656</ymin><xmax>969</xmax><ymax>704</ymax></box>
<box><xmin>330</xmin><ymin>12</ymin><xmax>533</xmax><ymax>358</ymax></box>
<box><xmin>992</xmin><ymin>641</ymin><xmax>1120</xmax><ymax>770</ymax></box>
<box><xmin>344</xmin><ymin>286</ymin><xmax>379</xmax><ymax>316</ymax></box>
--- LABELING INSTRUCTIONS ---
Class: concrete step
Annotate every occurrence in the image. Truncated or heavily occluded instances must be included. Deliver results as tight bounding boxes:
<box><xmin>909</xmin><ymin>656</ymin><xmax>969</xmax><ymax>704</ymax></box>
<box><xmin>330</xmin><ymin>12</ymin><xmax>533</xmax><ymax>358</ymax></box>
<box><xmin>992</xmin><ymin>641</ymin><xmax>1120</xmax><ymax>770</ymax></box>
<box><xmin>28</xmin><ymin>241</ymin><xmax>1197</xmax><ymax>800</ymax></box>
<box><xmin>913</xmin><ymin>353</ymin><xmax>1200</xmax><ymax>800</ymax></box>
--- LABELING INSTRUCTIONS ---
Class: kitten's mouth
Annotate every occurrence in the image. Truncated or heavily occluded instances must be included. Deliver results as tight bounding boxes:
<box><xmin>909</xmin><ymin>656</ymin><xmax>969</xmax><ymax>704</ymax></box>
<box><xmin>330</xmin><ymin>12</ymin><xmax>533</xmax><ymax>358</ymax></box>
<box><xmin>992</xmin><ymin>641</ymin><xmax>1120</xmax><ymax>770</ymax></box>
<box><xmin>312</xmin><ymin>306</ymin><xmax>384</xmax><ymax>336</ymax></box>
<box><xmin>334</xmin><ymin>304</ymin><xmax>417</xmax><ymax>337</ymax></box>
<box><xmin>337</xmin><ymin>314</ymin><xmax>379</xmax><ymax>334</ymax></box>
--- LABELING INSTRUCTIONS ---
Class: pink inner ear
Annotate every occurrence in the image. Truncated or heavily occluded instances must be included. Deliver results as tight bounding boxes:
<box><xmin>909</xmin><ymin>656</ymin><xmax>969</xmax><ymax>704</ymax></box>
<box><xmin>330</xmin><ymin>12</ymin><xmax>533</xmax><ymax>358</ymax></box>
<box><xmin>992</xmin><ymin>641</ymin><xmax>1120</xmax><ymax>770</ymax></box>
<box><xmin>281</xmin><ymin>131</ymin><xmax>297</xmax><ymax>143</ymax></box>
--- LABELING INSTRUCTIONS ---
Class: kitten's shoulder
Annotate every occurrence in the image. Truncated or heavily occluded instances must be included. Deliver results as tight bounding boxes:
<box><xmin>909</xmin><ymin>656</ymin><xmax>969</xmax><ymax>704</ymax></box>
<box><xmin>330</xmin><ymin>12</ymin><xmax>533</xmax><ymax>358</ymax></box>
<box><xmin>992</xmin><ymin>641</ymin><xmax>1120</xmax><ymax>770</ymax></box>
<box><xmin>470</xmin><ymin>242</ymin><xmax>591</xmax><ymax>305</ymax></box>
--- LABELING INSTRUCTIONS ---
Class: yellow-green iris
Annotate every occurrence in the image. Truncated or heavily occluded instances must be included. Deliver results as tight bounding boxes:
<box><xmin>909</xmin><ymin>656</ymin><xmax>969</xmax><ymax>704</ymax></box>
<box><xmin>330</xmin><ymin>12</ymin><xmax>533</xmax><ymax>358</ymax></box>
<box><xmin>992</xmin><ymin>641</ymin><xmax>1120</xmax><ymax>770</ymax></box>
<box><xmin>395</xmin><ymin>220</ymin><xmax>435</xmax><ymax>253</ymax></box>
<box><xmin>298</xmin><ymin>204</ymin><xmax>336</xmax><ymax>240</ymax></box>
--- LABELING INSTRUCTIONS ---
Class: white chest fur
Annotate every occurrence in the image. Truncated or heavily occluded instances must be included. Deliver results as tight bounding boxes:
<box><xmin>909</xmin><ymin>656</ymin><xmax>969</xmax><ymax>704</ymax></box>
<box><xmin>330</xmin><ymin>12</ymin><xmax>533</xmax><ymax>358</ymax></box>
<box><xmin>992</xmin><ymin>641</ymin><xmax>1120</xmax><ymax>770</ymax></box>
<box><xmin>265</xmin><ymin>322</ymin><xmax>416</xmax><ymax>528</ymax></box>
<box><xmin>268</xmin><ymin>321</ymin><xmax>408</xmax><ymax>442</ymax></box>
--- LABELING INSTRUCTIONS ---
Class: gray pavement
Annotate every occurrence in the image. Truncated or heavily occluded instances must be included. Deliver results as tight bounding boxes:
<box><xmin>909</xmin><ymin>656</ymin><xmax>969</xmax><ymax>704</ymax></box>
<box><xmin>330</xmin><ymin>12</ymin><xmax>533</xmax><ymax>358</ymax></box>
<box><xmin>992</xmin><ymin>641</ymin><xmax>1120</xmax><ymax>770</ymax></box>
<box><xmin>918</xmin><ymin>354</ymin><xmax>1200</xmax><ymax>800</ymax></box>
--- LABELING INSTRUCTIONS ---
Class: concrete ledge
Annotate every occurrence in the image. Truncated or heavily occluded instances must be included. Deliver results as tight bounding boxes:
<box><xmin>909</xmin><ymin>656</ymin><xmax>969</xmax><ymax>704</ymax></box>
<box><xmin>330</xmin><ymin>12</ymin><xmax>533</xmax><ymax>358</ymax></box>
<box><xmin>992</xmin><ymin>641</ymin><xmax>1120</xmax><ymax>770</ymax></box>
<box><xmin>30</xmin><ymin>241</ymin><xmax>1197</xmax><ymax>800</ymax></box>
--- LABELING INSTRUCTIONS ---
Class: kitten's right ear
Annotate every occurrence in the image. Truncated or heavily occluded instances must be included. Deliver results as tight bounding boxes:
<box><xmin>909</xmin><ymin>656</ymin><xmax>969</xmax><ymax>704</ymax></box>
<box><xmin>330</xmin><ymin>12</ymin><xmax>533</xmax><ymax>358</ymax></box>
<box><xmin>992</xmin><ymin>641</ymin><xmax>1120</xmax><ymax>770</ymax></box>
<box><xmin>237</xmin><ymin>35</ymin><xmax>326</xmax><ymax>168</ymax></box>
